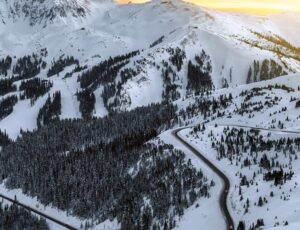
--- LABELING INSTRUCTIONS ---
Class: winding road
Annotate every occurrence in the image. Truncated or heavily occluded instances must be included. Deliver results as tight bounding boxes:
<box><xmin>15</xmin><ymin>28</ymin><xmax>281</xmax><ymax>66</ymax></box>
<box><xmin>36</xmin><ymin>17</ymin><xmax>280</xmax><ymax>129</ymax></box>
<box><xmin>172</xmin><ymin>124</ymin><xmax>300</xmax><ymax>230</ymax></box>
<box><xmin>172</xmin><ymin>128</ymin><xmax>234</xmax><ymax>230</ymax></box>
<box><xmin>1</xmin><ymin>124</ymin><xmax>298</xmax><ymax>230</ymax></box>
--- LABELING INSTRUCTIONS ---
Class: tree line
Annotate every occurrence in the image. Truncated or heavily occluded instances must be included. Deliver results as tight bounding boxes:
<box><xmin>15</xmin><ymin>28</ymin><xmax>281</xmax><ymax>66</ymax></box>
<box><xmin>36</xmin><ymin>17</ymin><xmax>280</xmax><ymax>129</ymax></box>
<box><xmin>0</xmin><ymin>95</ymin><xmax>18</xmax><ymax>120</ymax></box>
<box><xmin>47</xmin><ymin>56</ymin><xmax>79</xmax><ymax>77</ymax></box>
<box><xmin>0</xmin><ymin>103</ymin><xmax>213</xmax><ymax>229</ymax></box>
<box><xmin>0</xmin><ymin>56</ymin><xmax>12</xmax><ymax>77</ymax></box>
<box><xmin>0</xmin><ymin>202</ymin><xmax>49</xmax><ymax>230</ymax></box>
<box><xmin>37</xmin><ymin>91</ymin><xmax>61</xmax><ymax>127</ymax></box>
<box><xmin>187</xmin><ymin>51</ymin><xmax>213</xmax><ymax>95</ymax></box>
<box><xmin>19</xmin><ymin>78</ymin><xmax>53</xmax><ymax>105</ymax></box>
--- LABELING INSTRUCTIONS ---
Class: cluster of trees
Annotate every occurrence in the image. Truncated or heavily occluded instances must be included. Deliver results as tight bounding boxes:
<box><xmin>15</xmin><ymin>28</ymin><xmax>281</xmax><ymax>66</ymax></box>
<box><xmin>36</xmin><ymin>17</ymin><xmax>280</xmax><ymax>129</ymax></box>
<box><xmin>264</xmin><ymin>169</ymin><xmax>294</xmax><ymax>186</ymax></box>
<box><xmin>19</xmin><ymin>78</ymin><xmax>53</xmax><ymax>105</ymax></box>
<box><xmin>236</xmin><ymin>100</ymin><xmax>265</xmax><ymax>116</ymax></box>
<box><xmin>247</xmin><ymin>60</ymin><xmax>260</xmax><ymax>83</ymax></box>
<box><xmin>0</xmin><ymin>130</ymin><xmax>12</xmax><ymax>147</ymax></box>
<box><xmin>180</xmin><ymin>93</ymin><xmax>233</xmax><ymax>121</ymax></box>
<box><xmin>187</xmin><ymin>51</ymin><xmax>213</xmax><ymax>95</ymax></box>
<box><xmin>64</xmin><ymin>64</ymin><xmax>87</xmax><ymax>79</ymax></box>
<box><xmin>0</xmin><ymin>203</ymin><xmax>49</xmax><ymax>230</ymax></box>
<box><xmin>0</xmin><ymin>79</ymin><xmax>17</xmax><ymax>96</ymax></box>
<box><xmin>249</xmin><ymin>31</ymin><xmax>300</xmax><ymax>62</ymax></box>
<box><xmin>178</xmin><ymin>83</ymin><xmax>297</xmax><ymax>128</ymax></box>
<box><xmin>261</xmin><ymin>59</ymin><xmax>287</xmax><ymax>80</ymax></box>
<box><xmin>212</xmin><ymin>127</ymin><xmax>299</xmax><ymax>160</ymax></box>
<box><xmin>101</xmin><ymin>67</ymin><xmax>140</xmax><ymax>111</ymax></box>
<box><xmin>77</xmin><ymin>89</ymin><xmax>96</xmax><ymax>119</ymax></box>
<box><xmin>119</xmin><ymin>68</ymin><xmax>138</xmax><ymax>84</ymax></box>
<box><xmin>238</xmin><ymin>219</ymin><xmax>265</xmax><ymax>230</ymax></box>
<box><xmin>163</xmin><ymin>83</ymin><xmax>180</xmax><ymax>103</ymax></box>
<box><xmin>207</xmin><ymin>127</ymin><xmax>300</xmax><ymax>186</ymax></box>
<box><xmin>37</xmin><ymin>91</ymin><xmax>61</xmax><ymax>127</ymax></box>
<box><xmin>149</xmin><ymin>36</ymin><xmax>165</xmax><ymax>48</ymax></box>
<box><xmin>11</xmin><ymin>103</ymin><xmax>174</xmax><ymax>153</ymax></box>
<box><xmin>241</xmin><ymin>84</ymin><xmax>295</xmax><ymax>97</ymax></box>
<box><xmin>78</xmin><ymin>50</ymin><xmax>139</xmax><ymax>90</ymax></box>
<box><xmin>0</xmin><ymin>56</ymin><xmax>12</xmax><ymax>76</ymax></box>
<box><xmin>0</xmin><ymin>52</ymin><xmax>49</xmax><ymax>98</ymax></box>
<box><xmin>77</xmin><ymin>51</ymin><xmax>140</xmax><ymax>113</ymax></box>
<box><xmin>237</xmin><ymin>221</ymin><xmax>245</xmax><ymax>230</ymax></box>
<box><xmin>237</xmin><ymin>87</ymin><xmax>283</xmax><ymax>116</ymax></box>
<box><xmin>13</xmin><ymin>54</ymin><xmax>45</xmax><ymax>81</ymax></box>
<box><xmin>47</xmin><ymin>56</ymin><xmax>79</xmax><ymax>77</ymax></box>
<box><xmin>168</xmin><ymin>47</ymin><xmax>186</xmax><ymax>71</ymax></box>
<box><xmin>0</xmin><ymin>103</ymin><xmax>211</xmax><ymax>229</ymax></box>
<box><xmin>100</xmin><ymin>67</ymin><xmax>141</xmax><ymax>112</ymax></box>
<box><xmin>0</xmin><ymin>95</ymin><xmax>18</xmax><ymax>120</ymax></box>
<box><xmin>246</xmin><ymin>59</ymin><xmax>287</xmax><ymax>83</ymax></box>
<box><xmin>161</xmin><ymin>61</ymin><xmax>180</xmax><ymax>103</ymax></box>
<box><xmin>189</xmin><ymin>125</ymin><xmax>300</xmax><ymax>229</ymax></box>
<box><xmin>102</xmin><ymin>83</ymin><xmax>116</xmax><ymax>111</ymax></box>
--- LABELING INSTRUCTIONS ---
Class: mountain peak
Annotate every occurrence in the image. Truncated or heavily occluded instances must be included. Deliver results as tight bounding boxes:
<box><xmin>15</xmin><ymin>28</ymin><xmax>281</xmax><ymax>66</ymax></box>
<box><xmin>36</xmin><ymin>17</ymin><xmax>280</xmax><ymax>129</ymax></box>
<box><xmin>1</xmin><ymin>0</ymin><xmax>87</xmax><ymax>26</ymax></box>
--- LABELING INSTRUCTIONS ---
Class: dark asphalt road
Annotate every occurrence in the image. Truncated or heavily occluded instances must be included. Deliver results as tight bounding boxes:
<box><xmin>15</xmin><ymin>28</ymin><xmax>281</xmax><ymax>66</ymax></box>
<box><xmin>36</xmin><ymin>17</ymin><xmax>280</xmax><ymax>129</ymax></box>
<box><xmin>171</xmin><ymin>124</ymin><xmax>300</xmax><ymax>230</ymax></box>
<box><xmin>172</xmin><ymin>128</ymin><xmax>234</xmax><ymax>230</ymax></box>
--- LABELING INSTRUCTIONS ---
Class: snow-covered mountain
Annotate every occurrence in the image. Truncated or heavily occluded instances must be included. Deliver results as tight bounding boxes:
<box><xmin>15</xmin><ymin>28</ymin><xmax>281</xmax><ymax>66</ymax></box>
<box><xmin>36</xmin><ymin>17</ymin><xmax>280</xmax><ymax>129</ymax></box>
<box><xmin>0</xmin><ymin>0</ymin><xmax>88</xmax><ymax>26</ymax></box>
<box><xmin>0</xmin><ymin>0</ymin><xmax>300</xmax><ymax>139</ymax></box>
<box><xmin>1</xmin><ymin>1</ymin><xmax>300</xmax><ymax>229</ymax></box>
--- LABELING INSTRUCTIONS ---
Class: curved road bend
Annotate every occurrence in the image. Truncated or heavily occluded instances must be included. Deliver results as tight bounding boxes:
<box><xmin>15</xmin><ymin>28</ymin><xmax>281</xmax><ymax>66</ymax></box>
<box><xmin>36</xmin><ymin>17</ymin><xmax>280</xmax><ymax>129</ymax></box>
<box><xmin>0</xmin><ymin>193</ymin><xmax>78</xmax><ymax>230</ymax></box>
<box><xmin>172</xmin><ymin>128</ymin><xmax>234</xmax><ymax>230</ymax></box>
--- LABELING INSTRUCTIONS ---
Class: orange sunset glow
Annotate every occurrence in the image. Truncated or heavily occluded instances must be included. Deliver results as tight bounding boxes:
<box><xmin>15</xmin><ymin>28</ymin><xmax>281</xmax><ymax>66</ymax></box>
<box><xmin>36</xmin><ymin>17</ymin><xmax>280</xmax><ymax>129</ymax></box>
<box><xmin>115</xmin><ymin>0</ymin><xmax>300</xmax><ymax>15</ymax></box>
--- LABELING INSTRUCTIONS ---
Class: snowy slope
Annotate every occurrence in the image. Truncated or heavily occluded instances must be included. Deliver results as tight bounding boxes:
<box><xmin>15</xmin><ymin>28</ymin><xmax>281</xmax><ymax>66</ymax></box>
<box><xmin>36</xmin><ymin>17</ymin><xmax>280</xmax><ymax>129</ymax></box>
<box><xmin>1</xmin><ymin>1</ymin><xmax>300</xmax><ymax>229</ymax></box>
<box><xmin>0</xmin><ymin>0</ymin><xmax>300</xmax><ymax>138</ymax></box>
<box><xmin>1</xmin><ymin>72</ymin><xmax>299</xmax><ymax>230</ymax></box>
<box><xmin>168</xmin><ymin>73</ymin><xmax>300</xmax><ymax>229</ymax></box>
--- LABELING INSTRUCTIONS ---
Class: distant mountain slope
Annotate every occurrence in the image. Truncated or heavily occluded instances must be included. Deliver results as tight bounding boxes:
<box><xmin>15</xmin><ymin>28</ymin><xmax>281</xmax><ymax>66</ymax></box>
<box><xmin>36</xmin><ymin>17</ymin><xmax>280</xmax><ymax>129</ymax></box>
<box><xmin>0</xmin><ymin>0</ymin><xmax>299</xmax><ymax>139</ymax></box>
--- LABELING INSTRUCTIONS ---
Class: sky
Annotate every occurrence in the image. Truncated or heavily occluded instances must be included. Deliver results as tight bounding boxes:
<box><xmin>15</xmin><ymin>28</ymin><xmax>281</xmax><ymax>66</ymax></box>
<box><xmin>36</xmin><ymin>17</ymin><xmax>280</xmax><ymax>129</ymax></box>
<box><xmin>116</xmin><ymin>0</ymin><xmax>300</xmax><ymax>15</ymax></box>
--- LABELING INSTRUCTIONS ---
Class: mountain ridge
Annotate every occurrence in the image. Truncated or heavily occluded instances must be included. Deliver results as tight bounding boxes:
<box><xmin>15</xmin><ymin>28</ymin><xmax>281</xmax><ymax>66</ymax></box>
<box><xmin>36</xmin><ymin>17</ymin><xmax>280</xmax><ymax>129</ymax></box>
<box><xmin>0</xmin><ymin>0</ymin><xmax>87</xmax><ymax>26</ymax></box>
<box><xmin>0</xmin><ymin>0</ymin><xmax>299</xmax><ymax>139</ymax></box>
